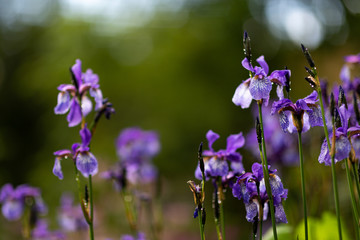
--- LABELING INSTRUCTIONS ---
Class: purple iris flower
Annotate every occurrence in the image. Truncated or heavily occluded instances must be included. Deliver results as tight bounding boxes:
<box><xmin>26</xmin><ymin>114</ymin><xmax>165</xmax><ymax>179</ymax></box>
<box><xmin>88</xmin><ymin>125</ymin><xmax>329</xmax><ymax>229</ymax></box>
<box><xmin>53</xmin><ymin>125</ymin><xmax>98</xmax><ymax>179</ymax></box>
<box><xmin>0</xmin><ymin>184</ymin><xmax>47</xmax><ymax>221</ymax></box>
<box><xmin>232</xmin><ymin>163</ymin><xmax>288</xmax><ymax>223</ymax></box>
<box><xmin>232</xmin><ymin>56</ymin><xmax>290</xmax><ymax>108</ymax></box>
<box><xmin>318</xmin><ymin>105</ymin><xmax>355</xmax><ymax>165</ymax></box>
<box><xmin>116</xmin><ymin>127</ymin><xmax>160</xmax><ymax>184</ymax></box>
<box><xmin>57</xmin><ymin>193</ymin><xmax>88</xmax><ymax>232</ymax></box>
<box><xmin>32</xmin><ymin>220</ymin><xmax>65</xmax><ymax>240</ymax></box>
<box><xmin>54</xmin><ymin>59</ymin><xmax>104</xmax><ymax>127</ymax></box>
<box><xmin>246</xmin><ymin>105</ymin><xmax>298</xmax><ymax>165</ymax></box>
<box><xmin>195</xmin><ymin>130</ymin><xmax>245</xmax><ymax>180</ymax></box>
<box><xmin>271</xmin><ymin>91</ymin><xmax>323</xmax><ymax>133</ymax></box>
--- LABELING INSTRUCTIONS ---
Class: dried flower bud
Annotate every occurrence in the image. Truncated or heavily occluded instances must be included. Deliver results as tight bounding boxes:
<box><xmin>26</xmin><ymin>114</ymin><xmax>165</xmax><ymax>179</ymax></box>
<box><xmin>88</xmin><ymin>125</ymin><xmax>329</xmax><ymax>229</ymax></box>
<box><xmin>304</xmin><ymin>76</ymin><xmax>318</xmax><ymax>89</ymax></box>
<box><xmin>301</xmin><ymin>44</ymin><xmax>316</xmax><ymax>68</ymax></box>
<box><xmin>243</xmin><ymin>31</ymin><xmax>252</xmax><ymax>62</ymax></box>
<box><xmin>330</xmin><ymin>93</ymin><xmax>335</xmax><ymax>118</ymax></box>
<box><xmin>338</xmin><ymin>86</ymin><xmax>348</xmax><ymax>109</ymax></box>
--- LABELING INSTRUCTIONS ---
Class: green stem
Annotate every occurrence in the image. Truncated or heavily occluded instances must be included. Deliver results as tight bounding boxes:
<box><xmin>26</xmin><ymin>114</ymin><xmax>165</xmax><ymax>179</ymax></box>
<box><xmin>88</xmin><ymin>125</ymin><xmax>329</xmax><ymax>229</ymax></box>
<box><xmin>219</xmin><ymin>197</ymin><xmax>225</xmax><ymax>240</ymax></box>
<box><xmin>88</xmin><ymin>175</ymin><xmax>95</xmax><ymax>240</ymax></box>
<box><xmin>297</xmin><ymin>132</ymin><xmax>308</xmax><ymax>240</ymax></box>
<box><xmin>345</xmin><ymin>158</ymin><xmax>360</xmax><ymax>239</ymax></box>
<box><xmin>120</xmin><ymin>190</ymin><xmax>137</xmax><ymax>234</ymax></box>
<box><xmin>351</xmin><ymin>161</ymin><xmax>360</xmax><ymax>201</ymax></box>
<box><xmin>256</xmin><ymin>182</ymin><xmax>263</xmax><ymax>240</ymax></box>
<box><xmin>258</xmin><ymin>102</ymin><xmax>278</xmax><ymax>240</ymax></box>
<box><xmin>317</xmin><ymin>88</ymin><xmax>342</xmax><ymax>240</ymax></box>
<box><xmin>198</xmin><ymin>207</ymin><xmax>205</xmax><ymax>240</ymax></box>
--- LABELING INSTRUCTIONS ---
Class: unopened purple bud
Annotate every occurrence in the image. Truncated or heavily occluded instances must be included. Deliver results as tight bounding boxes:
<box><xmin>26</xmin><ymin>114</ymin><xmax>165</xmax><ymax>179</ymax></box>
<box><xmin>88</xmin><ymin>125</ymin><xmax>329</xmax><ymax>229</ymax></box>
<box><xmin>285</xmin><ymin>66</ymin><xmax>291</xmax><ymax>97</ymax></box>
<box><xmin>330</xmin><ymin>93</ymin><xmax>335</xmax><ymax>118</ymax></box>
<box><xmin>338</xmin><ymin>86</ymin><xmax>348</xmax><ymax>109</ymax></box>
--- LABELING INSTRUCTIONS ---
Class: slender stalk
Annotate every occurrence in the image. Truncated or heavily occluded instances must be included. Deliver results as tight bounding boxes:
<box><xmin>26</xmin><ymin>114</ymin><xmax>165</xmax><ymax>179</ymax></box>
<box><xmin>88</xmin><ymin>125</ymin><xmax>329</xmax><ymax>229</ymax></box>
<box><xmin>198</xmin><ymin>207</ymin><xmax>205</xmax><ymax>240</ymax></box>
<box><xmin>88</xmin><ymin>175</ymin><xmax>95</xmax><ymax>240</ymax></box>
<box><xmin>297</xmin><ymin>132</ymin><xmax>308</xmax><ymax>240</ymax></box>
<box><xmin>256</xmin><ymin>182</ymin><xmax>263</xmax><ymax>240</ymax></box>
<box><xmin>345</xmin><ymin>158</ymin><xmax>360</xmax><ymax>239</ymax></box>
<box><xmin>213</xmin><ymin>183</ymin><xmax>223</xmax><ymax>240</ymax></box>
<box><xmin>258</xmin><ymin>102</ymin><xmax>278</xmax><ymax>240</ymax></box>
<box><xmin>219</xmin><ymin>197</ymin><xmax>226</xmax><ymax>240</ymax></box>
<box><xmin>351</xmin><ymin>161</ymin><xmax>360</xmax><ymax>201</ymax></box>
<box><xmin>317</xmin><ymin>88</ymin><xmax>342</xmax><ymax>240</ymax></box>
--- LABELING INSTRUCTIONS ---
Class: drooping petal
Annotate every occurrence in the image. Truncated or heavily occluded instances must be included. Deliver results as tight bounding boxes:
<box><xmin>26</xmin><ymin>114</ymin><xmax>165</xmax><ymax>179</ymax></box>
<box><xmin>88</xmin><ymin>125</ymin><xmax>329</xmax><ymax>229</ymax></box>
<box><xmin>53</xmin><ymin>158</ymin><xmax>64</xmax><ymax>180</ymax></box>
<box><xmin>318</xmin><ymin>138</ymin><xmax>331</xmax><ymax>165</ymax></box>
<box><xmin>276</xmin><ymin>85</ymin><xmax>284</xmax><ymax>100</ymax></box>
<box><xmin>251</xmin><ymin>162</ymin><xmax>263</xmax><ymax>181</ymax></box>
<box><xmin>0</xmin><ymin>184</ymin><xmax>13</xmax><ymax>203</ymax></box>
<box><xmin>275</xmin><ymin>204</ymin><xmax>287</xmax><ymax>223</ymax></box>
<box><xmin>53</xmin><ymin>149</ymin><xmax>72</xmax><ymax>157</ymax></box>
<box><xmin>296</xmin><ymin>99</ymin><xmax>311</xmax><ymax>111</ymax></box>
<box><xmin>2</xmin><ymin>200</ymin><xmax>24</xmax><ymax>221</ymax></box>
<box><xmin>278</xmin><ymin>111</ymin><xmax>290</xmax><ymax>132</ymax></box>
<box><xmin>54</xmin><ymin>92</ymin><xmax>71</xmax><ymax>115</ymax></box>
<box><xmin>206</xmin><ymin>130</ymin><xmax>220</xmax><ymax>152</ymax></box>
<box><xmin>139</xmin><ymin>163</ymin><xmax>158</xmax><ymax>183</ymax></box>
<box><xmin>256</xmin><ymin>56</ymin><xmax>269</xmax><ymax>75</ymax></box>
<box><xmin>80</xmin><ymin>125</ymin><xmax>92</xmax><ymax>147</ymax></box>
<box><xmin>81</xmin><ymin>95</ymin><xmax>92</xmax><ymax>117</ymax></box>
<box><xmin>83</xmin><ymin>69</ymin><xmax>99</xmax><ymax>85</ymax></box>
<box><xmin>303</xmin><ymin>90</ymin><xmax>318</xmax><ymax>104</ymax></box>
<box><xmin>334</xmin><ymin>135</ymin><xmax>351</xmax><ymax>163</ymax></box>
<box><xmin>271</xmin><ymin>98</ymin><xmax>292</xmax><ymax>115</ymax></box>
<box><xmin>249</xmin><ymin>77</ymin><xmax>272</xmax><ymax>101</ymax></box>
<box><xmin>269</xmin><ymin>174</ymin><xmax>284</xmax><ymax>196</ymax></box>
<box><xmin>67</xmin><ymin>98</ymin><xmax>82</xmax><ymax>127</ymax></box>
<box><xmin>71</xmin><ymin>59</ymin><xmax>82</xmax><ymax>88</ymax></box>
<box><xmin>307</xmin><ymin>106</ymin><xmax>323</xmax><ymax>127</ymax></box>
<box><xmin>340</xmin><ymin>65</ymin><xmax>351</xmax><ymax>86</ymax></box>
<box><xmin>90</xmin><ymin>88</ymin><xmax>103</xmax><ymax>111</ymax></box>
<box><xmin>76</xmin><ymin>152</ymin><xmax>98</xmax><ymax>177</ymax></box>
<box><xmin>230</xmin><ymin>161</ymin><xmax>245</xmax><ymax>174</ymax></box>
<box><xmin>207</xmin><ymin>157</ymin><xmax>228</xmax><ymax>177</ymax></box>
<box><xmin>226</xmin><ymin>132</ymin><xmax>245</xmax><ymax>153</ymax></box>
<box><xmin>241</xmin><ymin>58</ymin><xmax>254</xmax><ymax>72</ymax></box>
<box><xmin>245</xmin><ymin>201</ymin><xmax>258</xmax><ymax>223</ymax></box>
<box><xmin>232</xmin><ymin>79</ymin><xmax>253</xmax><ymax>108</ymax></box>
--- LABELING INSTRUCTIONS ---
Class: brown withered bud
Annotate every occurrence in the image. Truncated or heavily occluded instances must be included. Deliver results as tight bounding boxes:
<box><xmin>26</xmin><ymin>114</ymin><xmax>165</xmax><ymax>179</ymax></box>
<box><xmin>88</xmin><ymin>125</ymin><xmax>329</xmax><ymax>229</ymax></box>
<box><xmin>188</xmin><ymin>180</ymin><xmax>204</xmax><ymax>205</ymax></box>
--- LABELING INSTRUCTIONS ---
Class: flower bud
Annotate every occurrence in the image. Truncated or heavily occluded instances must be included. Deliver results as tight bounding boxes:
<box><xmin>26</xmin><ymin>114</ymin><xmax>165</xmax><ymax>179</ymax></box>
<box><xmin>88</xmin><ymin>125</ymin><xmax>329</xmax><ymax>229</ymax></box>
<box><xmin>338</xmin><ymin>86</ymin><xmax>348</xmax><ymax>109</ymax></box>
<box><xmin>243</xmin><ymin>31</ymin><xmax>252</xmax><ymax>62</ymax></box>
<box><xmin>256</xmin><ymin>117</ymin><xmax>262</xmax><ymax>144</ymax></box>
<box><xmin>301</xmin><ymin>44</ymin><xmax>316</xmax><ymax>68</ymax></box>
<box><xmin>330</xmin><ymin>93</ymin><xmax>335</xmax><ymax>118</ymax></box>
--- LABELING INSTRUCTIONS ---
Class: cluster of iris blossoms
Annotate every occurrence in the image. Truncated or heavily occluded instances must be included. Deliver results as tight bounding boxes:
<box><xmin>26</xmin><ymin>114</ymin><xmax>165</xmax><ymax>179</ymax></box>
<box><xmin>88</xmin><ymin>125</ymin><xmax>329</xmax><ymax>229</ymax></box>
<box><xmin>0</xmin><ymin>59</ymin><xmax>161</xmax><ymax>239</ymax></box>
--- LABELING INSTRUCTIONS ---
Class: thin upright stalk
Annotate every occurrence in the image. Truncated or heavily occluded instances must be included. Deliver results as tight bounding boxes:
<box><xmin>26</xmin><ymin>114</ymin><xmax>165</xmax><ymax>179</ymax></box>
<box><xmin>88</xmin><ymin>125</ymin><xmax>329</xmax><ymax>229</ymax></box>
<box><xmin>345</xmin><ymin>158</ymin><xmax>360</xmax><ymax>239</ymax></box>
<box><xmin>351</xmin><ymin>161</ymin><xmax>360</xmax><ymax>201</ymax></box>
<box><xmin>258</xmin><ymin>102</ymin><xmax>278</xmax><ymax>240</ymax></box>
<box><xmin>297</xmin><ymin>132</ymin><xmax>308</xmax><ymax>240</ymax></box>
<box><xmin>317</xmin><ymin>88</ymin><xmax>342</xmax><ymax>240</ymax></box>
<box><xmin>198</xmin><ymin>207</ymin><xmax>205</xmax><ymax>240</ymax></box>
<box><xmin>88</xmin><ymin>175</ymin><xmax>95</xmax><ymax>240</ymax></box>
<box><xmin>256</xmin><ymin>182</ymin><xmax>263</xmax><ymax>240</ymax></box>
<box><xmin>219</xmin><ymin>197</ymin><xmax>225</xmax><ymax>240</ymax></box>
<box><xmin>120</xmin><ymin>190</ymin><xmax>137</xmax><ymax>233</ymax></box>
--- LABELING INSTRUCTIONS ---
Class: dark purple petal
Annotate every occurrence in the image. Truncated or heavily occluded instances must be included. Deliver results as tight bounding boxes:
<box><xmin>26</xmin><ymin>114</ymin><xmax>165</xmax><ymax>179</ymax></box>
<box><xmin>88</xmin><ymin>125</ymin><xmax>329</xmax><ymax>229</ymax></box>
<box><xmin>271</xmin><ymin>99</ymin><xmax>292</xmax><ymax>115</ymax></box>
<box><xmin>207</xmin><ymin>157</ymin><xmax>229</xmax><ymax>177</ymax></box>
<box><xmin>256</xmin><ymin>56</ymin><xmax>269</xmax><ymax>75</ymax></box>
<box><xmin>249</xmin><ymin>77</ymin><xmax>272</xmax><ymax>101</ymax></box>
<box><xmin>76</xmin><ymin>152</ymin><xmax>98</xmax><ymax>177</ymax></box>
<box><xmin>269</xmin><ymin>174</ymin><xmax>284</xmax><ymax>196</ymax></box>
<box><xmin>226</xmin><ymin>132</ymin><xmax>245</xmax><ymax>153</ymax></box>
<box><xmin>307</xmin><ymin>106</ymin><xmax>323</xmax><ymax>127</ymax></box>
<box><xmin>67</xmin><ymin>98</ymin><xmax>82</xmax><ymax>127</ymax></box>
<box><xmin>303</xmin><ymin>90</ymin><xmax>318</xmax><ymax>104</ymax></box>
<box><xmin>2</xmin><ymin>200</ymin><xmax>23</xmax><ymax>221</ymax></box>
<box><xmin>296</xmin><ymin>99</ymin><xmax>311</xmax><ymax>111</ymax></box>
<box><xmin>0</xmin><ymin>184</ymin><xmax>13</xmax><ymax>203</ymax></box>
<box><xmin>275</xmin><ymin>204</ymin><xmax>287</xmax><ymax>223</ymax></box>
<box><xmin>193</xmin><ymin>207</ymin><xmax>199</xmax><ymax>218</ymax></box>
<box><xmin>54</xmin><ymin>92</ymin><xmax>71</xmax><ymax>114</ymax></box>
<box><xmin>53</xmin><ymin>158</ymin><xmax>64</xmax><ymax>180</ymax></box>
<box><xmin>245</xmin><ymin>201</ymin><xmax>258</xmax><ymax>223</ymax></box>
<box><xmin>81</xmin><ymin>95</ymin><xmax>92</xmax><ymax>117</ymax></box>
<box><xmin>206</xmin><ymin>130</ymin><xmax>220</xmax><ymax>152</ymax></box>
<box><xmin>53</xmin><ymin>149</ymin><xmax>72</xmax><ymax>157</ymax></box>
<box><xmin>269</xmin><ymin>70</ymin><xmax>291</xmax><ymax>86</ymax></box>
<box><xmin>251</xmin><ymin>162</ymin><xmax>263</xmax><ymax>181</ymax></box>
<box><xmin>71</xmin><ymin>59</ymin><xmax>82</xmax><ymax>88</ymax></box>
<box><xmin>241</xmin><ymin>58</ymin><xmax>254</xmax><ymax>72</ymax></box>
<box><xmin>232</xmin><ymin>79</ymin><xmax>252</xmax><ymax>108</ymax></box>
<box><xmin>80</xmin><ymin>125</ymin><xmax>92</xmax><ymax>147</ymax></box>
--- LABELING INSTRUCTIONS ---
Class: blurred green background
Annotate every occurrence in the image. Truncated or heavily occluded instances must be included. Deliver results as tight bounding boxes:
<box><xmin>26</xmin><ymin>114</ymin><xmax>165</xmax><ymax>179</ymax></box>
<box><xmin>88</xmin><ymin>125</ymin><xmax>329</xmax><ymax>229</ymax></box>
<box><xmin>0</xmin><ymin>0</ymin><xmax>360</xmax><ymax>239</ymax></box>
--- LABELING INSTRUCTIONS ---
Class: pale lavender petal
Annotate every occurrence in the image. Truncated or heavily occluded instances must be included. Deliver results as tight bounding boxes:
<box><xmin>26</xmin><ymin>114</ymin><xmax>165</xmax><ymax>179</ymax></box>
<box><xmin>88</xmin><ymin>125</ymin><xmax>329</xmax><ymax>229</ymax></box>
<box><xmin>262</xmin><ymin>202</ymin><xmax>269</xmax><ymax>221</ymax></box>
<box><xmin>226</xmin><ymin>132</ymin><xmax>245</xmax><ymax>153</ymax></box>
<box><xmin>53</xmin><ymin>149</ymin><xmax>72</xmax><ymax>157</ymax></box>
<box><xmin>67</xmin><ymin>98</ymin><xmax>82</xmax><ymax>127</ymax></box>
<box><xmin>2</xmin><ymin>200</ymin><xmax>23</xmax><ymax>221</ymax></box>
<box><xmin>249</xmin><ymin>77</ymin><xmax>272</xmax><ymax>100</ymax></box>
<box><xmin>83</xmin><ymin>69</ymin><xmax>99</xmax><ymax>85</ymax></box>
<box><xmin>303</xmin><ymin>90</ymin><xmax>318</xmax><ymax>104</ymax></box>
<box><xmin>230</xmin><ymin>161</ymin><xmax>244</xmax><ymax>174</ymax></box>
<box><xmin>241</xmin><ymin>58</ymin><xmax>254</xmax><ymax>72</ymax></box>
<box><xmin>57</xmin><ymin>84</ymin><xmax>76</xmax><ymax>92</ymax></box>
<box><xmin>275</xmin><ymin>204</ymin><xmax>287</xmax><ymax>223</ymax></box>
<box><xmin>232</xmin><ymin>79</ymin><xmax>252</xmax><ymax>108</ymax></box>
<box><xmin>206</xmin><ymin>130</ymin><xmax>220</xmax><ymax>151</ymax></box>
<box><xmin>344</xmin><ymin>54</ymin><xmax>360</xmax><ymax>63</ymax></box>
<box><xmin>53</xmin><ymin>158</ymin><xmax>63</xmax><ymax>180</ymax></box>
<box><xmin>300</xmin><ymin>112</ymin><xmax>310</xmax><ymax>133</ymax></box>
<box><xmin>269</xmin><ymin>174</ymin><xmax>284</xmax><ymax>196</ymax></box>
<box><xmin>340</xmin><ymin>65</ymin><xmax>351</xmax><ymax>84</ymax></box>
<box><xmin>81</xmin><ymin>95</ymin><xmax>92</xmax><ymax>117</ymax></box>
<box><xmin>256</xmin><ymin>56</ymin><xmax>269</xmax><ymax>75</ymax></box>
<box><xmin>76</xmin><ymin>152</ymin><xmax>98</xmax><ymax>177</ymax></box>
<box><xmin>80</xmin><ymin>125</ymin><xmax>92</xmax><ymax>147</ymax></box>
<box><xmin>54</xmin><ymin>92</ymin><xmax>71</xmax><ymax>114</ymax></box>
<box><xmin>339</xmin><ymin>105</ymin><xmax>350</xmax><ymax>130</ymax></box>
<box><xmin>307</xmin><ymin>106</ymin><xmax>323</xmax><ymax>127</ymax></box>
<box><xmin>139</xmin><ymin>163</ymin><xmax>158</xmax><ymax>183</ymax></box>
<box><xmin>276</xmin><ymin>85</ymin><xmax>284</xmax><ymax>100</ymax></box>
<box><xmin>71</xmin><ymin>59</ymin><xmax>82</xmax><ymax>88</ymax></box>
<box><xmin>208</xmin><ymin>157</ymin><xmax>228</xmax><ymax>177</ymax></box>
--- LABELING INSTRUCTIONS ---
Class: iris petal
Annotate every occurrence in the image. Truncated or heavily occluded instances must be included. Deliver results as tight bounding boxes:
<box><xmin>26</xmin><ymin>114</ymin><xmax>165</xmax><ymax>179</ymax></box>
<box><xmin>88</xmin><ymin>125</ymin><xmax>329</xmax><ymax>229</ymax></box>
<box><xmin>76</xmin><ymin>152</ymin><xmax>98</xmax><ymax>177</ymax></box>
